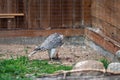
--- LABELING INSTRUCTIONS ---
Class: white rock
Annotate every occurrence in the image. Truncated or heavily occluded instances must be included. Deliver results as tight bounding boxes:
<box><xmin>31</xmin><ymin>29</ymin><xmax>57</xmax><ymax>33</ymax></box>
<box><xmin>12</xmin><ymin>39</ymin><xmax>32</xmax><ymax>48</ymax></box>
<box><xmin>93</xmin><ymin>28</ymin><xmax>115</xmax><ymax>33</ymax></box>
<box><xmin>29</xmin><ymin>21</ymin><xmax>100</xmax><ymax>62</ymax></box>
<box><xmin>107</xmin><ymin>62</ymin><xmax>120</xmax><ymax>73</ymax></box>
<box><xmin>115</xmin><ymin>50</ymin><xmax>120</xmax><ymax>59</ymax></box>
<box><xmin>73</xmin><ymin>60</ymin><xmax>105</xmax><ymax>70</ymax></box>
<box><xmin>72</xmin><ymin>60</ymin><xmax>105</xmax><ymax>76</ymax></box>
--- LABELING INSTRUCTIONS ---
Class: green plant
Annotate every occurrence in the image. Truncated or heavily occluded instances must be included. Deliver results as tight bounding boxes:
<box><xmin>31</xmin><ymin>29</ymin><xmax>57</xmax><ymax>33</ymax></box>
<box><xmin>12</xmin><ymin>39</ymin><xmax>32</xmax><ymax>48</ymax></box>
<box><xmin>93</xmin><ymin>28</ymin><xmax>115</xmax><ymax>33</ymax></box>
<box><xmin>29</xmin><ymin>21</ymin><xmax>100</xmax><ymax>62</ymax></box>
<box><xmin>99</xmin><ymin>58</ymin><xmax>110</xmax><ymax>69</ymax></box>
<box><xmin>0</xmin><ymin>56</ymin><xmax>30</xmax><ymax>79</ymax></box>
<box><xmin>0</xmin><ymin>56</ymin><xmax>72</xmax><ymax>79</ymax></box>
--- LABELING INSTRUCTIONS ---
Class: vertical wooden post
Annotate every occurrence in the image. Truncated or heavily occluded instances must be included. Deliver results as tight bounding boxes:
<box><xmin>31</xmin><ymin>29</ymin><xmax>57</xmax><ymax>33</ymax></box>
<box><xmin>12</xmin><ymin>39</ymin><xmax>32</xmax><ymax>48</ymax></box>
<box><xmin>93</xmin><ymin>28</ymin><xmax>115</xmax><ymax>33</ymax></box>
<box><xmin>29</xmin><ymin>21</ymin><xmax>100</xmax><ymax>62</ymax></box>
<box><xmin>40</xmin><ymin>0</ymin><xmax>51</xmax><ymax>29</ymax></box>
<box><xmin>81</xmin><ymin>0</ymin><xmax>91</xmax><ymax>27</ymax></box>
<box><xmin>50</xmin><ymin>0</ymin><xmax>62</xmax><ymax>28</ymax></box>
<box><xmin>7</xmin><ymin>0</ymin><xmax>12</xmax><ymax>29</ymax></box>
<box><xmin>61</xmin><ymin>0</ymin><xmax>73</xmax><ymax>28</ymax></box>
<box><xmin>74</xmin><ymin>0</ymin><xmax>82</xmax><ymax>28</ymax></box>
<box><xmin>23</xmin><ymin>0</ymin><xmax>28</xmax><ymax>29</ymax></box>
<box><xmin>27</xmin><ymin>0</ymin><xmax>31</xmax><ymax>29</ymax></box>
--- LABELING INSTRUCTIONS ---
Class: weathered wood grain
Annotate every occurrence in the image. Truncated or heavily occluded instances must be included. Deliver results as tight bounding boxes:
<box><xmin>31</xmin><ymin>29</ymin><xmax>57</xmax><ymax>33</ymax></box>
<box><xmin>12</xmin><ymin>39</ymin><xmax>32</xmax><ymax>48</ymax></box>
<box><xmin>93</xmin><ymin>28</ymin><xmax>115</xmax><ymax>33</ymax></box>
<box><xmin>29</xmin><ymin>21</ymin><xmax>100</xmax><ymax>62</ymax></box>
<box><xmin>91</xmin><ymin>0</ymin><xmax>120</xmax><ymax>30</ymax></box>
<box><xmin>85</xmin><ymin>28</ymin><xmax>120</xmax><ymax>54</ymax></box>
<box><xmin>92</xmin><ymin>16</ymin><xmax>120</xmax><ymax>43</ymax></box>
<box><xmin>0</xmin><ymin>29</ymin><xmax>84</xmax><ymax>38</ymax></box>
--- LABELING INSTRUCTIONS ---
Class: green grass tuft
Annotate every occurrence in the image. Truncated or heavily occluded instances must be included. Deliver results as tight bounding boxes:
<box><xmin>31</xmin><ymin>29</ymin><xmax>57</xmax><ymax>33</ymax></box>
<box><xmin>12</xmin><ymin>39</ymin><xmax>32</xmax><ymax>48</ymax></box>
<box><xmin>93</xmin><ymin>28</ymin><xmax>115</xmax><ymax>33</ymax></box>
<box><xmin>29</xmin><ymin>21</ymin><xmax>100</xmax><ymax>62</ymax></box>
<box><xmin>0</xmin><ymin>56</ymin><xmax>72</xmax><ymax>79</ymax></box>
<box><xmin>99</xmin><ymin>58</ymin><xmax>110</xmax><ymax>69</ymax></box>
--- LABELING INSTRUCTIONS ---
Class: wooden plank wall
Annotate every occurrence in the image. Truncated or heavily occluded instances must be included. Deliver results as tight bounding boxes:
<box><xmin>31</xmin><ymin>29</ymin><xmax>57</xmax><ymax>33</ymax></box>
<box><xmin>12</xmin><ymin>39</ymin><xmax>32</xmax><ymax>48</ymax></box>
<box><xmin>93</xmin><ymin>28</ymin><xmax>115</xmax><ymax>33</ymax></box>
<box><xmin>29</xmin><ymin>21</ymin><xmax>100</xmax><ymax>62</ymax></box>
<box><xmin>82</xmin><ymin>0</ymin><xmax>91</xmax><ymax>26</ymax></box>
<box><xmin>91</xmin><ymin>0</ymin><xmax>120</xmax><ymax>43</ymax></box>
<box><xmin>0</xmin><ymin>0</ymin><xmax>91</xmax><ymax>30</ymax></box>
<box><xmin>86</xmin><ymin>0</ymin><xmax>120</xmax><ymax>54</ymax></box>
<box><xmin>27</xmin><ymin>0</ymin><xmax>84</xmax><ymax>29</ymax></box>
<box><xmin>0</xmin><ymin>0</ymin><xmax>24</xmax><ymax>29</ymax></box>
<box><xmin>0</xmin><ymin>0</ymin><xmax>92</xmax><ymax>37</ymax></box>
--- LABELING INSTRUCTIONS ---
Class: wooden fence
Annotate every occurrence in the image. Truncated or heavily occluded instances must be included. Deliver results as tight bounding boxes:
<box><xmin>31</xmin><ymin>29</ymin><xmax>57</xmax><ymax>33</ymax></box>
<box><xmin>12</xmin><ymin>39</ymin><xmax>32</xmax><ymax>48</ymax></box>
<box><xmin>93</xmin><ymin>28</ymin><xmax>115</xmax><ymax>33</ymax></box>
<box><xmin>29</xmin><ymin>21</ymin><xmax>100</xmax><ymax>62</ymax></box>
<box><xmin>86</xmin><ymin>0</ymin><xmax>120</xmax><ymax>54</ymax></box>
<box><xmin>91</xmin><ymin>0</ymin><xmax>120</xmax><ymax>43</ymax></box>
<box><xmin>0</xmin><ymin>0</ymin><xmax>91</xmax><ymax>30</ymax></box>
<box><xmin>0</xmin><ymin>0</ymin><xmax>120</xmax><ymax>54</ymax></box>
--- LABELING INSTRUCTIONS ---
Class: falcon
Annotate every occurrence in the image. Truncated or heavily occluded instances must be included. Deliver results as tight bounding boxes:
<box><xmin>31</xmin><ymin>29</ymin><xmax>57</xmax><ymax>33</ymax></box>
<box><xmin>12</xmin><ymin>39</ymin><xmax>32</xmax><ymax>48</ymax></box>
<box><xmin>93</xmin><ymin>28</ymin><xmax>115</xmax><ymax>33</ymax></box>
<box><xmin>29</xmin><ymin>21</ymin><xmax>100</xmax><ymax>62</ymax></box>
<box><xmin>28</xmin><ymin>33</ymin><xmax>64</xmax><ymax>60</ymax></box>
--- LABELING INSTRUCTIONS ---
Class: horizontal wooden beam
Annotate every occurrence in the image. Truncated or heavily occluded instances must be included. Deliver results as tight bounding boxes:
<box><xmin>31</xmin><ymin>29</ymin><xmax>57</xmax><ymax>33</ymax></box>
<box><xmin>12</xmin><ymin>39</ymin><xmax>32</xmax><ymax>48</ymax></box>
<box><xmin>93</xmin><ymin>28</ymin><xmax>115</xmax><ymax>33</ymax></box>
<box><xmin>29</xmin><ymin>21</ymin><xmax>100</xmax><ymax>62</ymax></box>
<box><xmin>85</xmin><ymin>28</ymin><xmax>120</xmax><ymax>54</ymax></box>
<box><xmin>0</xmin><ymin>13</ymin><xmax>24</xmax><ymax>18</ymax></box>
<box><xmin>0</xmin><ymin>13</ymin><xmax>24</xmax><ymax>16</ymax></box>
<box><xmin>0</xmin><ymin>16</ymin><xmax>15</xmax><ymax>18</ymax></box>
<box><xmin>0</xmin><ymin>29</ymin><xmax>84</xmax><ymax>38</ymax></box>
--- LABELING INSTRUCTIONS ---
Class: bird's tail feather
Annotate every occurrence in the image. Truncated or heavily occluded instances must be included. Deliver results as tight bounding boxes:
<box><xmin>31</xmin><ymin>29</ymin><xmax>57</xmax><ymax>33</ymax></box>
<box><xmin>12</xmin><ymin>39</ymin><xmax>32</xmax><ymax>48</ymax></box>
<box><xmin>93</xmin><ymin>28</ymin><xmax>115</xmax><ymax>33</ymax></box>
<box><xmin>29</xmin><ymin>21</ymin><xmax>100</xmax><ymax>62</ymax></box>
<box><xmin>28</xmin><ymin>46</ymin><xmax>44</xmax><ymax>57</ymax></box>
<box><xmin>28</xmin><ymin>50</ymin><xmax>37</xmax><ymax>57</ymax></box>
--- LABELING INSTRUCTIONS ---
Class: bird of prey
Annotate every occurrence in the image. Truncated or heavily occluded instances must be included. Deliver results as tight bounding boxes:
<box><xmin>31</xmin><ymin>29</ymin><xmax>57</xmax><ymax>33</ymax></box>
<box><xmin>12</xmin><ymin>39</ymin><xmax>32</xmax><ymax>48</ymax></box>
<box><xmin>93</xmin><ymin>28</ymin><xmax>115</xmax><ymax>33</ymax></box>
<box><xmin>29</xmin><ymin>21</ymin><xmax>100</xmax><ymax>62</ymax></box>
<box><xmin>28</xmin><ymin>33</ymin><xmax>64</xmax><ymax>60</ymax></box>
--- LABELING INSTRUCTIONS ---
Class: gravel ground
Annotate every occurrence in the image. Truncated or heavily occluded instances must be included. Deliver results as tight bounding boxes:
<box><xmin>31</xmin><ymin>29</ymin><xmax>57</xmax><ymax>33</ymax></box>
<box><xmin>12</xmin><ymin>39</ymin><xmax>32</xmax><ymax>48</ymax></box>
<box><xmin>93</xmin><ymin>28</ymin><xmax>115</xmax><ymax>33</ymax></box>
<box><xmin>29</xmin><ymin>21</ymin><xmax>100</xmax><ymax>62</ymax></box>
<box><xmin>0</xmin><ymin>44</ymin><xmax>107</xmax><ymax>66</ymax></box>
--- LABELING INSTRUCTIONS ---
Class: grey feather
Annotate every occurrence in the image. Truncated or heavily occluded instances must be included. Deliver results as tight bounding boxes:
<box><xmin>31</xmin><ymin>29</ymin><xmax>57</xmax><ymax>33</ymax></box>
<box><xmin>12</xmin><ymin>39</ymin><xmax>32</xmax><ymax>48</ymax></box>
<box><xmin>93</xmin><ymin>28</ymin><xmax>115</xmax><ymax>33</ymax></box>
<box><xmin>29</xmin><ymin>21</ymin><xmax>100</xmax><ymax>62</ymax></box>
<box><xmin>35</xmin><ymin>33</ymin><xmax>63</xmax><ymax>51</ymax></box>
<box><xmin>28</xmin><ymin>33</ymin><xmax>64</xmax><ymax>58</ymax></box>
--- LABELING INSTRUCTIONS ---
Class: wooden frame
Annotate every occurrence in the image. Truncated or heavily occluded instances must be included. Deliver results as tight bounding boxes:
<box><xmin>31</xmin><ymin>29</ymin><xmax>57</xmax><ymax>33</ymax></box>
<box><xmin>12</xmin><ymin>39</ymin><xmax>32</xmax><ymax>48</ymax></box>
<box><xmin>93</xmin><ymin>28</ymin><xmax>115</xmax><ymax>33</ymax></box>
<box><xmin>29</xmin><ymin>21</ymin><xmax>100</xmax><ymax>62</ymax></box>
<box><xmin>85</xmin><ymin>28</ymin><xmax>120</xmax><ymax>54</ymax></box>
<box><xmin>0</xmin><ymin>29</ymin><xmax>84</xmax><ymax>38</ymax></box>
<box><xmin>0</xmin><ymin>13</ymin><xmax>24</xmax><ymax>18</ymax></box>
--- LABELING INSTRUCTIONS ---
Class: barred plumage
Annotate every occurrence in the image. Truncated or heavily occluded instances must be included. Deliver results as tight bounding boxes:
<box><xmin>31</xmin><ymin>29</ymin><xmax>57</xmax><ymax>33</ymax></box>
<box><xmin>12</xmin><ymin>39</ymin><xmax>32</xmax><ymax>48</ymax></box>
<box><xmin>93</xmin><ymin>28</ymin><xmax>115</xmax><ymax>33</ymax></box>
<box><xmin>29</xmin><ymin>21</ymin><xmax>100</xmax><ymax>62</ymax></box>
<box><xmin>28</xmin><ymin>33</ymin><xmax>64</xmax><ymax>60</ymax></box>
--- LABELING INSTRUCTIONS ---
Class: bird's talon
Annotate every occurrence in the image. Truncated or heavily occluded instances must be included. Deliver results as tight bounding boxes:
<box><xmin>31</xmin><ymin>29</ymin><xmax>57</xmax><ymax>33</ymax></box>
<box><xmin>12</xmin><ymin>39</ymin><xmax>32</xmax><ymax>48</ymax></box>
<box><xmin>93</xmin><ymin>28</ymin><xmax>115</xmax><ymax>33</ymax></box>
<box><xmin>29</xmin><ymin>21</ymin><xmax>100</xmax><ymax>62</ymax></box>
<box><xmin>51</xmin><ymin>57</ymin><xmax>60</xmax><ymax>61</ymax></box>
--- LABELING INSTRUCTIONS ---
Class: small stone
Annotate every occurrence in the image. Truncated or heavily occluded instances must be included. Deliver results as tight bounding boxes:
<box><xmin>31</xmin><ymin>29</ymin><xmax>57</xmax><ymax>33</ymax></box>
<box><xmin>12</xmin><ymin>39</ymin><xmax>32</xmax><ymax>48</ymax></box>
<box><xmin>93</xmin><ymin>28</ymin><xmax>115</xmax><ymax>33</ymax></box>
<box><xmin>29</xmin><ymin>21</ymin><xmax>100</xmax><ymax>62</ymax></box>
<box><xmin>107</xmin><ymin>62</ymin><xmax>120</xmax><ymax>74</ymax></box>
<box><xmin>115</xmin><ymin>50</ymin><xmax>120</xmax><ymax>61</ymax></box>
<box><xmin>115</xmin><ymin>50</ymin><xmax>120</xmax><ymax>57</ymax></box>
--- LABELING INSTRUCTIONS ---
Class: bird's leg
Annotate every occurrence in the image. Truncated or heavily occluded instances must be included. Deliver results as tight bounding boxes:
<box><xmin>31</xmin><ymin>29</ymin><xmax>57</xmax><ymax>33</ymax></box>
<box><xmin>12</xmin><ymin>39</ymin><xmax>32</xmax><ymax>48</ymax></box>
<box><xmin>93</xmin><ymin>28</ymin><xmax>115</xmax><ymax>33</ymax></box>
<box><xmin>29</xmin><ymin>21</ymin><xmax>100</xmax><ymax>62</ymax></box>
<box><xmin>55</xmin><ymin>48</ymin><xmax>59</xmax><ymax>60</ymax></box>
<box><xmin>48</xmin><ymin>48</ymin><xmax>58</xmax><ymax>60</ymax></box>
<box><xmin>51</xmin><ymin>48</ymin><xmax>60</xmax><ymax>60</ymax></box>
<box><xmin>48</xmin><ymin>49</ymin><xmax>52</xmax><ymax>60</ymax></box>
<box><xmin>56</xmin><ymin>52</ymin><xmax>59</xmax><ymax>60</ymax></box>
<box><xmin>51</xmin><ymin>48</ymin><xmax>57</xmax><ymax>60</ymax></box>
<box><xmin>48</xmin><ymin>48</ymin><xmax>60</xmax><ymax>61</ymax></box>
